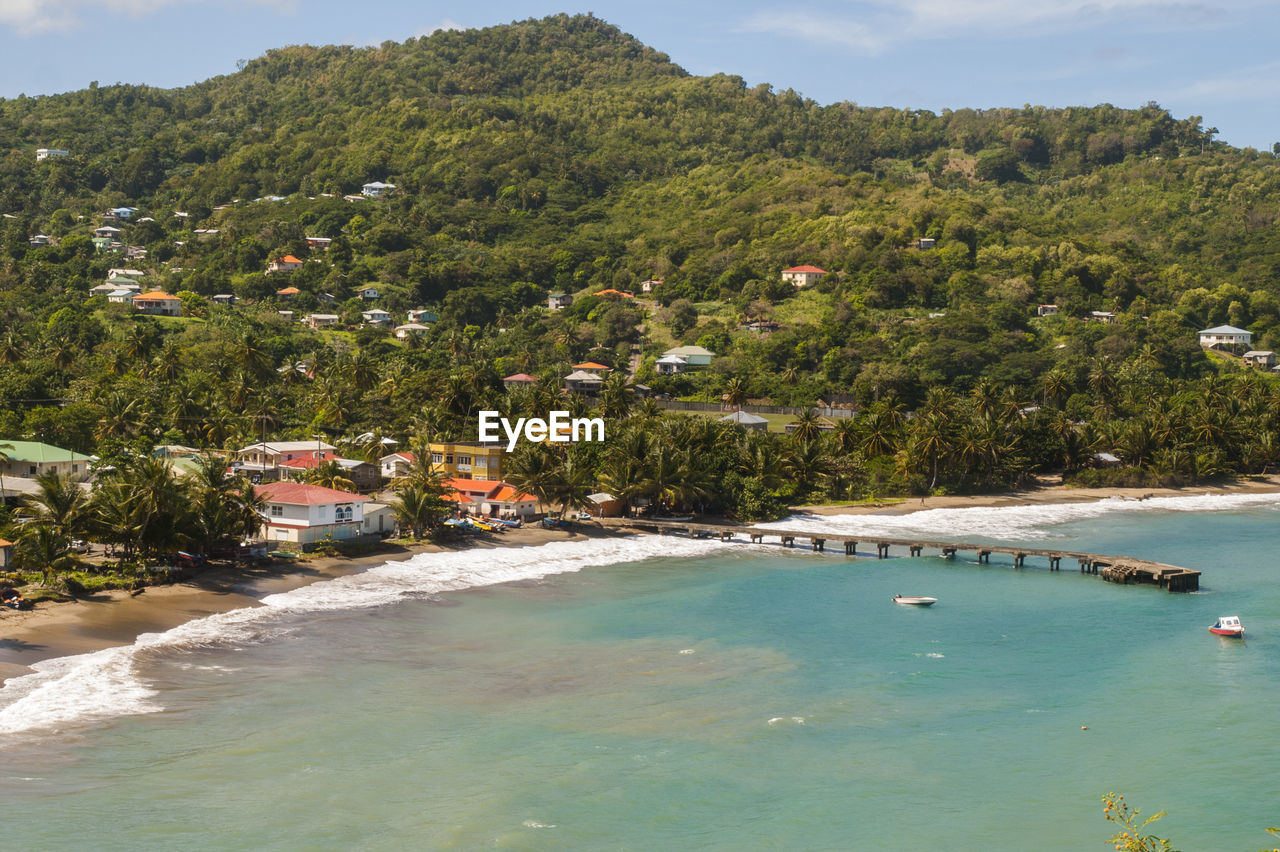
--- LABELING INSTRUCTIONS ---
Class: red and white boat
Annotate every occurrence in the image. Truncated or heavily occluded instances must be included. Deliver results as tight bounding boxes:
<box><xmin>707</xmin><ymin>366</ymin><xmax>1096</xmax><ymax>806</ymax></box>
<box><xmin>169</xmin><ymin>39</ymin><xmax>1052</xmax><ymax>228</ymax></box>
<box><xmin>893</xmin><ymin>595</ymin><xmax>938</xmax><ymax>607</ymax></box>
<box><xmin>1209</xmin><ymin>616</ymin><xmax>1244</xmax><ymax>638</ymax></box>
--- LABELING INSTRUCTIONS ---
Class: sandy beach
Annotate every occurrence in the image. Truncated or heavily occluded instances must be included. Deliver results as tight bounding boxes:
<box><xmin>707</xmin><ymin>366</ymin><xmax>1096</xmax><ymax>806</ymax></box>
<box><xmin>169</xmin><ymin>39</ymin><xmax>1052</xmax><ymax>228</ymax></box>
<box><xmin>0</xmin><ymin>525</ymin><xmax>592</xmax><ymax>676</ymax></box>
<box><xmin>5</xmin><ymin>475</ymin><xmax>1280</xmax><ymax>676</ymax></box>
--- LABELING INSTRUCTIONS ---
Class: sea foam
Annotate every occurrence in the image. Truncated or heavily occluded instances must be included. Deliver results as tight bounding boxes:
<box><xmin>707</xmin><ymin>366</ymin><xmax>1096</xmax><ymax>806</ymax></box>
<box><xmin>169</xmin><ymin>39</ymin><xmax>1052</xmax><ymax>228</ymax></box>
<box><xmin>0</xmin><ymin>535</ymin><xmax>726</xmax><ymax>738</ymax></box>
<box><xmin>758</xmin><ymin>491</ymin><xmax>1280</xmax><ymax>541</ymax></box>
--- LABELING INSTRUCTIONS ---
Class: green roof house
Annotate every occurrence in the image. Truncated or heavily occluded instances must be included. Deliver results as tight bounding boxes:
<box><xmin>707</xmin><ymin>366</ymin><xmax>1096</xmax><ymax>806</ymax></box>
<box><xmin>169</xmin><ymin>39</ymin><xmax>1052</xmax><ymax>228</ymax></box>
<box><xmin>0</xmin><ymin>440</ymin><xmax>90</xmax><ymax>482</ymax></box>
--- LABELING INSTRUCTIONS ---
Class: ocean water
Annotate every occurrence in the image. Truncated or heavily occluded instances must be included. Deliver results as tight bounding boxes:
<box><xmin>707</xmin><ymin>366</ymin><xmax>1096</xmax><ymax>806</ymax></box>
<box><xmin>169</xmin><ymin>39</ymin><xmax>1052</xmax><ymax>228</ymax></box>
<box><xmin>2</xmin><ymin>495</ymin><xmax>1279</xmax><ymax>850</ymax></box>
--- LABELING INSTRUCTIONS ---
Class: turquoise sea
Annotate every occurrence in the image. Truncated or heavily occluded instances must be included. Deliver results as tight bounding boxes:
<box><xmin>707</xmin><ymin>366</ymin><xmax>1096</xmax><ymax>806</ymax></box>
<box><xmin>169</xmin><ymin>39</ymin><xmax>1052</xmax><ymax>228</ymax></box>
<box><xmin>1</xmin><ymin>493</ymin><xmax>1279</xmax><ymax>850</ymax></box>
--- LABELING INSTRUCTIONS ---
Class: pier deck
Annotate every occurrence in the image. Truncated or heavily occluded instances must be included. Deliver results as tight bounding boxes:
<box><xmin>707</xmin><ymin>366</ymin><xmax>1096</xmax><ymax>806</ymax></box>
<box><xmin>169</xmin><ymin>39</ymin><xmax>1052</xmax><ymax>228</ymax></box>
<box><xmin>599</xmin><ymin>518</ymin><xmax>1200</xmax><ymax>592</ymax></box>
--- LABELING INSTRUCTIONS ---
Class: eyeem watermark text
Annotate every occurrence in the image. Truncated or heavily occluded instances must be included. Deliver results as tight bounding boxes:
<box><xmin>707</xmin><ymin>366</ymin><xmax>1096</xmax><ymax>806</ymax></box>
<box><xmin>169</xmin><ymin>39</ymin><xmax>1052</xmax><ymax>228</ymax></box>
<box><xmin>478</xmin><ymin>410</ymin><xmax>605</xmax><ymax>451</ymax></box>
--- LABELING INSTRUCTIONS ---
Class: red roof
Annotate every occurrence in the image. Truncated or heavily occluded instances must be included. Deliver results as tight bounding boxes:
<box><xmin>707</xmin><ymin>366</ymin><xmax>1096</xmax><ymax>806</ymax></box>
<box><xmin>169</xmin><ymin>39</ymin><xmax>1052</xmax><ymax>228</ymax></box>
<box><xmin>278</xmin><ymin>453</ymin><xmax>356</xmax><ymax>470</ymax></box>
<box><xmin>278</xmin><ymin>255</ymin><xmax>303</xmax><ymax>264</ymax></box>
<box><xmin>384</xmin><ymin>451</ymin><xmax>415</xmax><ymax>463</ymax></box>
<box><xmin>503</xmin><ymin>373</ymin><xmax>538</xmax><ymax>383</ymax></box>
<box><xmin>254</xmin><ymin>482</ymin><xmax>369</xmax><ymax>505</ymax></box>
<box><xmin>443</xmin><ymin>478</ymin><xmax>502</xmax><ymax>496</ymax></box>
<box><xmin>784</xmin><ymin>265</ymin><xmax>828</xmax><ymax>274</ymax></box>
<box><xmin>492</xmin><ymin>485</ymin><xmax>535</xmax><ymax>503</ymax></box>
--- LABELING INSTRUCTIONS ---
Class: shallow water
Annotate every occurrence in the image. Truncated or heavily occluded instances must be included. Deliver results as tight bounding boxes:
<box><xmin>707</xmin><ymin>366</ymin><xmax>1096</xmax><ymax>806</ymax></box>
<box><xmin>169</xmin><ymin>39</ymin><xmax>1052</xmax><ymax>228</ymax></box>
<box><xmin>2</xmin><ymin>495</ymin><xmax>1278</xmax><ymax>850</ymax></box>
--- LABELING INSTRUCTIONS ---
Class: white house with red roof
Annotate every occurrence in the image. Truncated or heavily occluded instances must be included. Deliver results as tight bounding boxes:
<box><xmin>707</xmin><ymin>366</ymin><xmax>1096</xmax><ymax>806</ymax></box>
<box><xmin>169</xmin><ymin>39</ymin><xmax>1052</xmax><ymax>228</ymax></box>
<box><xmin>380</xmin><ymin>451</ymin><xmax>416</xmax><ymax>480</ymax></box>
<box><xmin>443</xmin><ymin>478</ymin><xmax>539</xmax><ymax>519</ymax></box>
<box><xmin>267</xmin><ymin>255</ymin><xmax>304</xmax><ymax>274</ymax></box>
<box><xmin>133</xmin><ymin>291</ymin><xmax>182</xmax><ymax>316</ymax></box>
<box><xmin>254</xmin><ymin>481</ymin><xmax>371</xmax><ymax>545</ymax></box>
<box><xmin>781</xmin><ymin>265</ymin><xmax>828</xmax><ymax>288</ymax></box>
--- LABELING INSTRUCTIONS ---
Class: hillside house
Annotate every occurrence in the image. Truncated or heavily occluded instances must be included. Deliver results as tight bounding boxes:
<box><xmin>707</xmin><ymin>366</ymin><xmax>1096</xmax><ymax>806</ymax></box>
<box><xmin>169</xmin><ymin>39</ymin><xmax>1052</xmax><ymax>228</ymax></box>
<box><xmin>305</xmin><ymin>313</ymin><xmax>340</xmax><ymax>329</ymax></box>
<box><xmin>1037</xmin><ymin>304</ymin><xmax>1059</xmax><ymax>317</ymax></box>
<box><xmin>254</xmin><ymin>482</ymin><xmax>370</xmax><ymax>546</ymax></box>
<box><xmin>361</xmin><ymin>181</ymin><xmax>396</xmax><ymax>198</ymax></box>
<box><xmin>781</xmin><ymin>265</ymin><xmax>828</xmax><ymax>288</ymax></box>
<box><xmin>564</xmin><ymin>370</ymin><xmax>605</xmax><ymax>394</ymax></box>
<box><xmin>407</xmin><ymin>309</ymin><xmax>438</xmax><ymax>324</ymax></box>
<box><xmin>572</xmin><ymin>362</ymin><xmax>611</xmax><ymax>375</ymax></box>
<box><xmin>306</xmin><ymin>237</ymin><xmax>332</xmax><ymax>249</ymax></box>
<box><xmin>640</xmin><ymin>278</ymin><xmax>662</xmax><ymax>293</ymax></box>
<box><xmin>93</xmin><ymin>226</ymin><xmax>122</xmax><ymax>239</ymax></box>
<box><xmin>356</xmin><ymin>286</ymin><xmax>381</xmax><ymax>300</ymax></box>
<box><xmin>133</xmin><ymin>291</ymin><xmax>182</xmax><ymax>317</ymax></box>
<box><xmin>1199</xmin><ymin>325</ymin><xmax>1252</xmax><ymax>349</ymax></box>
<box><xmin>267</xmin><ymin>255</ymin><xmax>303</xmax><ymax>274</ymax></box>
<box><xmin>36</xmin><ymin>148</ymin><xmax>69</xmax><ymax>161</ymax></box>
<box><xmin>655</xmin><ymin>355</ymin><xmax>688</xmax><ymax>374</ymax></box>
<box><xmin>275</xmin><ymin>286</ymin><xmax>301</xmax><ymax>298</ymax></box>
<box><xmin>361</xmin><ymin>309</ymin><xmax>392</xmax><ymax>326</ymax></box>
<box><xmin>379</xmin><ymin>451</ymin><xmax>416</xmax><ymax>480</ymax></box>
<box><xmin>918</xmin><ymin>238</ymin><xmax>936</xmax><ymax>249</ymax></box>
<box><xmin>1089</xmin><ymin>311</ymin><xmax>1116</xmax><ymax>323</ymax></box>
<box><xmin>28</xmin><ymin>234</ymin><xmax>54</xmax><ymax>246</ymax></box>
<box><xmin>662</xmin><ymin>345</ymin><xmax>714</xmax><ymax>367</ymax></box>
<box><xmin>502</xmin><ymin>373</ymin><xmax>539</xmax><ymax>390</ymax></box>
<box><xmin>548</xmin><ymin>292</ymin><xmax>572</xmax><ymax>310</ymax></box>
<box><xmin>1243</xmin><ymin>350</ymin><xmax>1276</xmax><ymax>368</ymax></box>
<box><xmin>212</xmin><ymin>294</ymin><xmax>236</xmax><ymax>306</ymax></box>
<box><xmin>107</xmin><ymin>290</ymin><xmax>136</xmax><ymax>305</ymax></box>
<box><xmin>394</xmin><ymin>323</ymin><xmax>431</xmax><ymax>339</ymax></box>
<box><xmin>718</xmin><ymin>410</ymin><xmax>769</xmax><ymax>431</ymax></box>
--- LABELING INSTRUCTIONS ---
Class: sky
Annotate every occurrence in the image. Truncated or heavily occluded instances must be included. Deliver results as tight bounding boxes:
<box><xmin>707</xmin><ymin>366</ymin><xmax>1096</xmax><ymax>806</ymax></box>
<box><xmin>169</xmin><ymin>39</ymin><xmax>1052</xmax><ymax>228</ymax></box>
<box><xmin>1</xmin><ymin>0</ymin><xmax>1278</xmax><ymax>151</ymax></box>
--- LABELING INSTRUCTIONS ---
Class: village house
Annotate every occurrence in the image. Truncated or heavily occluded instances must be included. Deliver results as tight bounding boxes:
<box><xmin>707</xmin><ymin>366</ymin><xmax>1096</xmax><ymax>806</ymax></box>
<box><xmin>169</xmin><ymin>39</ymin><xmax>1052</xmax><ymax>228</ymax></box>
<box><xmin>502</xmin><ymin>373</ymin><xmax>539</xmax><ymax>390</ymax></box>
<box><xmin>234</xmin><ymin>440</ymin><xmax>337</xmax><ymax>482</ymax></box>
<box><xmin>36</xmin><ymin>148</ymin><xmax>69</xmax><ymax>161</ymax></box>
<box><xmin>1037</xmin><ymin>304</ymin><xmax>1059</xmax><ymax>317</ymax></box>
<box><xmin>93</xmin><ymin>225</ymin><xmax>122</xmax><ymax>239</ymax></box>
<box><xmin>394</xmin><ymin>323</ymin><xmax>431</xmax><ymax>339</ymax></box>
<box><xmin>548</xmin><ymin>292</ymin><xmax>572</xmax><ymax>310</ymax></box>
<box><xmin>105</xmin><ymin>206</ymin><xmax>138</xmax><ymax>221</ymax></box>
<box><xmin>0</xmin><ymin>441</ymin><xmax>90</xmax><ymax>483</ymax></box>
<box><xmin>28</xmin><ymin>234</ymin><xmax>54</xmax><ymax>246</ymax></box>
<box><xmin>267</xmin><ymin>255</ymin><xmax>304</xmax><ymax>274</ymax></box>
<box><xmin>1089</xmin><ymin>311</ymin><xmax>1116</xmax><ymax>323</ymax></box>
<box><xmin>107</xmin><ymin>268</ymin><xmax>145</xmax><ymax>280</ymax></box>
<box><xmin>443</xmin><ymin>478</ymin><xmax>539</xmax><ymax>519</ymax></box>
<box><xmin>662</xmin><ymin>345</ymin><xmax>714</xmax><ymax>368</ymax></box>
<box><xmin>305</xmin><ymin>237</ymin><xmax>332</xmax><ymax>249</ymax></box>
<box><xmin>254</xmin><ymin>481</ymin><xmax>370</xmax><ymax>547</ymax></box>
<box><xmin>640</xmin><ymin>278</ymin><xmax>662</xmax><ymax>294</ymax></box>
<box><xmin>1199</xmin><ymin>325</ymin><xmax>1252</xmax><ymax>349</ymax></box>
<box><xmin>356</xmin><ymin>286</ymin><xmax>381</xmax><ymax>300</ymax></box>
<box><xmin>918</xmin><ymin>238</ymin><xmax>936</xmax><ymax>249</ymax></box>
<box><xmin>407</xmin><ymin>309</ymin><xmax>438</xmax><ymax>324</ymax></box>
<box><xmin>194</xmin><ymin>228</ymin><xmax>220</xmax><ymax>241</ymax></box>
<box><xmin>212</xmin><ymin>294</ymin><xmax>236</xmax><ymax>306</ymax></box>
<box><xmin>655</xmin><ymin>354</ymin><xmax>688</xmax><ymax>374</ymax></box>
<box><xmin>564</xmin><ymin>370</ymin><xmax>605</xmax><ymax>394</ymax></box>
<box><xmin>91</xmin><ymin>237</ymin><xmax>117</xmax><ymax>252</ymax></box>
<box><xmin>572</xmin><ymin>361</ymin><xmax>611</xmax><ymax>375</ymax></box>
<box><xmin>305</xmin><ymin>313</ymin><xmax>340</xmax><ymax>329</ymax></box>
<box><xmin>0</xmin><ymin>539</ymin><xmax>11</xmax><ymax>569</ymax></box>
<box><xmin>361</xmin><ymin>309</ymin><xmax>392</xmax><ymax>327</ymax></box>
<box><xmin>361</xmin><ymin>181</ymin><xmax>396</xmax><ymax>198</ymax></box>
<box><xmin>1242</xmin><ymin>350</ymin><xmax>1276</xmax><ymax>368</ymax></box>
<box><xmin>277</xmin><ymin>452</ymin><xmax>381</xmax><ymax>492</ymax></box>
<box><xmin>379</xmin><ymin>451</ymin><xmax>417</xmax><ymax>480</ymax></box>
<box><xmin>107</xmin><ymin>290</ymin><xmax>136</xmax><ymax>305</ymax></box>
<box><xmin>133</xmin><ymin>291</ymin><xmax>182</xmax><ymax>317</ymax></box>
<box><xmin>781</xmin><ymin>265</ymin><xmax>828</xmax><ymax>288</ymax></box>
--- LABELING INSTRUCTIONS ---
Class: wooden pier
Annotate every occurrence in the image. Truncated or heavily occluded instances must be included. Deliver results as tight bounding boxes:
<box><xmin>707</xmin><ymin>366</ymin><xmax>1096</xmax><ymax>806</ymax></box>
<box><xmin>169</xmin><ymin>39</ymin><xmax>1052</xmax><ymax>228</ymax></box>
<box><xmin>600</xmin><ymin>519</ymin><xmax>1200</xmax><ymax>592</ymax></box>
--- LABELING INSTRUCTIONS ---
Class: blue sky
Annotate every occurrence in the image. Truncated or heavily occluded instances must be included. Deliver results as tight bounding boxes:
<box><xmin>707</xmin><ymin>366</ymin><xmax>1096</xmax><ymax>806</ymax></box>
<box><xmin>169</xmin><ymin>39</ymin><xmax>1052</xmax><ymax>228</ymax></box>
<box><xmin>2</xmin><ymin>0</ymin><xmax>1277</xmax><ymax>150</ymax></box>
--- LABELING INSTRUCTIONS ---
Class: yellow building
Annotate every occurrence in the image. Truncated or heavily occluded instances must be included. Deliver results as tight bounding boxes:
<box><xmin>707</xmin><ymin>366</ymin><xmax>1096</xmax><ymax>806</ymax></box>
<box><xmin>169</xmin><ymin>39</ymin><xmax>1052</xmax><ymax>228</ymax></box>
<box><xmin>428</xmin><ymin>441</ymin><xmax>505</xmax><ymax>481</ymax></box>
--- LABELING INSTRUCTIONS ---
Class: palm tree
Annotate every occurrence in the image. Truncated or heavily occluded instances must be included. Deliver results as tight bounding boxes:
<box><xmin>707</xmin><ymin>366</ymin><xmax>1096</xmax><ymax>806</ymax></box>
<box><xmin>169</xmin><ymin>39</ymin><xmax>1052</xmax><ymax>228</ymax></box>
<box><xmin>388</xmin><ymin>485</ymin><xmax>449</xmax><ymax>538</ymax></box>
<box><xmin>305</xmin><ymin>460</ymin><xmax>356</xmax><ymax>492</ymax></box>
<box><xmin>788</xmin><ymin>409</ymin><xmax>823</xmax><ymax>443</ymax></box>
<box><xmin>0</xmin><ymin>441</ymin><xmax>11</xmax><ymax>506</ymax></box>
<box><xmin>723</xmin><ymin>377</ymin><xmax>748</xmax><ymax>410</ymax></box>
<box><xmin>504</xmin><ymin>444</ymin><xmax>559</xmax><ymax>515</ymax></box>
<box><xmin>14</xmin><ymin>524</ymin><xmax>78</xmax><ymax>587</ymax></box>
<box><xmin>21</xmin><ymin>471</ymin><xmax>89</xmax><ymax>542</ymax></box>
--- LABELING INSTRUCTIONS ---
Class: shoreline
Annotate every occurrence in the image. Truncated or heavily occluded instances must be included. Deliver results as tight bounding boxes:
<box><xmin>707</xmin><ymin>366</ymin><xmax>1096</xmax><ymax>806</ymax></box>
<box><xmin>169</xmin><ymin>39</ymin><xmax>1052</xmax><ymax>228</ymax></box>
<box><xmin>5</xmin><ymin>476</ymin><xmax>1280</xmax><ymax>675</ymax></box>
<box><xmin>0</xmin><ymin>525</ymin><xmax>600</xmax><ymax>676</ymax></box>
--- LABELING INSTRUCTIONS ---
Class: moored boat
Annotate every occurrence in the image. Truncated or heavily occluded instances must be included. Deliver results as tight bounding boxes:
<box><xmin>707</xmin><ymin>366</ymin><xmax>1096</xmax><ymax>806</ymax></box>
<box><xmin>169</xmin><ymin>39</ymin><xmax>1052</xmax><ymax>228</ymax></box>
<box><xmin>1209</xmin><ymin>616</ymin><xmax>1244</xmax><ymax>637</ymax></box>
<box><xmin>893</xmin><ymin>595</ymin><xmax>938</xmax><ymax>607</ymax></box>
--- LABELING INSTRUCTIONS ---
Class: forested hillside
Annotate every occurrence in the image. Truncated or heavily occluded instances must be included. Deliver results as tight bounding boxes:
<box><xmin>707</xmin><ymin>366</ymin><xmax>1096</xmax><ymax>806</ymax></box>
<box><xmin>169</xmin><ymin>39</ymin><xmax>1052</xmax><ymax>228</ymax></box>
<box><xmin>2</xmin><ymin>12</ymin><xmax>1280</xmax><ymax>517</ymax></box>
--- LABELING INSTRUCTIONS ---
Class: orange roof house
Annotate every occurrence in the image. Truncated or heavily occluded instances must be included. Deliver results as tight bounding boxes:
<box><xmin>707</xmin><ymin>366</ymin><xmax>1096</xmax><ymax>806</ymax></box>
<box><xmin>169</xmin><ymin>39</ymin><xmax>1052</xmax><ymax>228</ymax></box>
<box><xmin>267</xmin><ymin>255</ymin><xmax>304</xmax><ymax>274</ymax></box>
<box><xmin>781</xmin><ymin>265</ymin><xmax>829</xmax><ymax>288</ymax></box>
<box><xmin>592</xmin><ymin>288</ymin><xmax>634</xmax><ymax>298</ymax></box>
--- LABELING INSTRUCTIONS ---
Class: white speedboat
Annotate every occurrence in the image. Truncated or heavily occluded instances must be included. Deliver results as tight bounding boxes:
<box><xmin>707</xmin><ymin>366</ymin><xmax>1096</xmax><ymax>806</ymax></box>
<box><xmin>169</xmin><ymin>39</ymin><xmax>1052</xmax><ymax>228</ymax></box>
<box><xmin>893</xmin><ymin>595</ymin><xmax>938</xmax><ymax>607</ymax></box>
<box><xmin>1209</xmin><ymin>616</ymin><xmax>1244</xmax><ymax>638</ymax></box>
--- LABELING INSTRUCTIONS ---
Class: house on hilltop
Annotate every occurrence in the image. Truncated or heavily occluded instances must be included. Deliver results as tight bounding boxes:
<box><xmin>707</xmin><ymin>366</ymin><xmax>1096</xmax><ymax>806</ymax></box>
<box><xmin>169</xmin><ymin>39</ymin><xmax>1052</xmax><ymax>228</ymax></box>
<box><xmin>133</xmin><ymin>291</ymin><xmax>182</xmax><ymax>317</ymax></box>
<box><xmin>1199</xmin><ymin>325</ymin><xmax>1252</xmax><ymax>349</ymax></box>
<box><xmin>361</xmin><ymin>181</ymin><xmax>396</xmax><ymax>198</ymax></box>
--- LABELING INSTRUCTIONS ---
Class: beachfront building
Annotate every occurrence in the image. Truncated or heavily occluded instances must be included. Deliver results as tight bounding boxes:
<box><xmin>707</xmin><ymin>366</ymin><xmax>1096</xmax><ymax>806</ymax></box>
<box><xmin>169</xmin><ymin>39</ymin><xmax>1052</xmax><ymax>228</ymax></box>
<box><xmin>781</xmin><ymin>265</ymin><xmax>827</xmax><ymax>288</ymax></box>
<box><xmin>428</xmin><ymin>441</ymin><xmax>504</xmax><ymax>481</ymax></box>
<box><xmin>0</xmin><ymin>539</ymin><xmax>11</xmax><ymax>568</ymax></box>
<box><xmin>1199</xmin><ymin>325</ymin><xmax>1252</xmax><ymax>349</ymax></box>
<box><xmin>0</xmin><ymin>441</ymin><xmax>90</xmax><ymax>482</ymax></box>
<box><xmin>253</xmin><ymin>481</ymin><xmax>370</xmax><ymax>546</ymax></box>
<box><xmin>443</xmin><ymin>478</ymin><xmax>539</xmax><ymax>519</ymax></box>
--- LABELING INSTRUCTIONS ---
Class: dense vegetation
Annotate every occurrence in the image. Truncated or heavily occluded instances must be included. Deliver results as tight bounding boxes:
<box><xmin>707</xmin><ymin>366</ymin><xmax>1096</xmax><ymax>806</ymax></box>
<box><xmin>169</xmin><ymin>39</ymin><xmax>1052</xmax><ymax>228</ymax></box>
<box><xmin>2</xmin><ymin>12</ymin><xmax>1280</xmax><ymax>553</ymax></box>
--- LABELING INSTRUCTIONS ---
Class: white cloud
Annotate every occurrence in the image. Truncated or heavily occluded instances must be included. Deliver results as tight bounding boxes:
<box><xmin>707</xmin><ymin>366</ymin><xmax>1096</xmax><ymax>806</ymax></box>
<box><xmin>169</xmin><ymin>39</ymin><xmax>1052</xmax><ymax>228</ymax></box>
<box><xmin>738</xmin><ymin>0</ymin><xmax>1262</xmax><ymax>54</ymax></box>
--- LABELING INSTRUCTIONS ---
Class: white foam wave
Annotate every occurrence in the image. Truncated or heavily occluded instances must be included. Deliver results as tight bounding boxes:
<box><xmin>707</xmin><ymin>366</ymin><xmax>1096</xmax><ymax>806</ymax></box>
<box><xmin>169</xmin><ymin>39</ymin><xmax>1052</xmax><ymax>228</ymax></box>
<box><xmin>758</xmin><ymin>491</ymin><xmax>1280</xmax><ymax>541</ymax></box>
<box><xmin>0</xmin><ymin>535</ymin><xmax>725</xmax><ymax>739</ymax></box>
